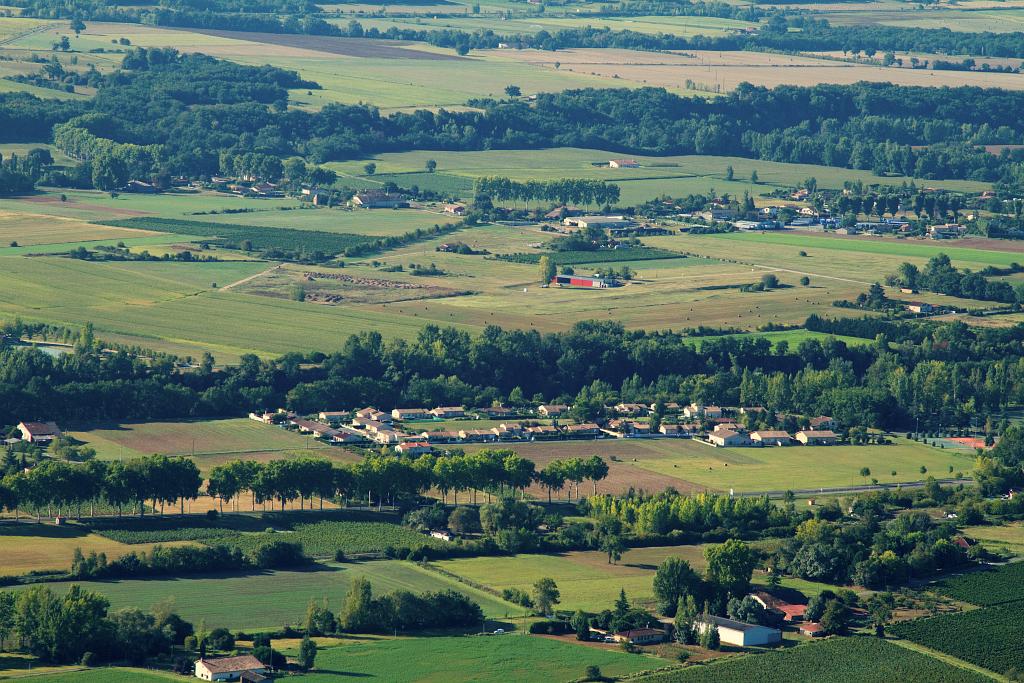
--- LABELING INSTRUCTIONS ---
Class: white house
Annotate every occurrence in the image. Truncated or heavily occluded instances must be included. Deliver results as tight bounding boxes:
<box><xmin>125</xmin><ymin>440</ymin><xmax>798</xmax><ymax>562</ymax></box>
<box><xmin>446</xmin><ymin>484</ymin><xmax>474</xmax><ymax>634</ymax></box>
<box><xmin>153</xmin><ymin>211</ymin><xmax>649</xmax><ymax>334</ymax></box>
<box><xmin>795</xmin><ymin>430</ymin><xmax>839</xmax><ymax>446</ymax></box>
<box><xmin>750</xmin><ymin>430</ymin><xmax>793</xmax><ymax>447</ymax></box>
<box><xmin>194</xmin><ymin>655</ymin><xmax>267</xmax><ymax>681</ymax></box>
<box><xmin>708</xmin><ymin>429</ymin><xmax>750</xmax><ymax>447</ymax></box>
<box><xmin>696</xmin><ymin>615</ymin><xmax>781</xmax><ymax>647</ymax></box>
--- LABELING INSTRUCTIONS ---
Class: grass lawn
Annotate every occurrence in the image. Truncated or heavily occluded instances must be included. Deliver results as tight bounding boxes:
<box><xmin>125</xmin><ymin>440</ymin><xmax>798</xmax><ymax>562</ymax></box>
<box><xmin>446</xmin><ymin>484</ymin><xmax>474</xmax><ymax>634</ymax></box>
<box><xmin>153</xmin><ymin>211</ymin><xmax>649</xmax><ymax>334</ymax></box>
<box><xmin>8</xmin><ymin>560</ymin><xmax>517</xmax><ymax>630</ymax></box>
<box><xmin>7</xmin><ymin>667</ymin><xmax>181</xmax><ymax>681</ymax></box>
<box><xmin>634</xmin><ymin>437</ymin><xmax>972</xmax><ymax>492</ymax></box>
<box><xmin>295</xmin><ymin>634</ymin><xmax>666</xmax><ymax>682</ymax></box>
<box><xmin>0</xmin><ymin>523</ymin><xmax>196</xmax><ymax>576</ymax></box>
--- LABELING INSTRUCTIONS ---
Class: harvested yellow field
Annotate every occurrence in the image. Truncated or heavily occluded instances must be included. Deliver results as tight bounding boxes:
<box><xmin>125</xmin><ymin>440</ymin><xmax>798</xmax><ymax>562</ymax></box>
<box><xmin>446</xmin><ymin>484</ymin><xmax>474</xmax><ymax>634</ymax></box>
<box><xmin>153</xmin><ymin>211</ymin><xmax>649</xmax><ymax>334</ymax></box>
<box><xmin>0</xmin><ymin>524</ymin><xmax>196</xmax><ymax>575</ymax></box>
<box><xmin>487</xmin><ymin>48</ymin><xmax>1024</xmax><ymax>92</ymax></box>
<box><xmin>0</xmin><ymin>210</ymin><xmax>158</xmax><ymax>247</ymax></box>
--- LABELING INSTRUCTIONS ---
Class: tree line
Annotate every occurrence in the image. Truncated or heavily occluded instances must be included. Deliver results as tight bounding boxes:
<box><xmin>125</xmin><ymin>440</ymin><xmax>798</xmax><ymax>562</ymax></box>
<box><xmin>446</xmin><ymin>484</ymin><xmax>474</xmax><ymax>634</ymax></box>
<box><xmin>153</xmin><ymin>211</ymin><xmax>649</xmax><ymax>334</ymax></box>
<box><xmin>473</xmin><ymin>177</ymin><xmax>620</xmax><ymax>208</ymax></box>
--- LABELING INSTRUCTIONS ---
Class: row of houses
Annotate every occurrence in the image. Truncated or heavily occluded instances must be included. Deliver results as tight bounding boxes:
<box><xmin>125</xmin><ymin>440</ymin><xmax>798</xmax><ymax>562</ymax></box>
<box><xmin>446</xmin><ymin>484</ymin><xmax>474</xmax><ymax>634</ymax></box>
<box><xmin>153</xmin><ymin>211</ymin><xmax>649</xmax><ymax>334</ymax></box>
<box><xmin>708</xmin><ymin>424</ymin><xmax>840</xmax><ymax>448</ymax></box>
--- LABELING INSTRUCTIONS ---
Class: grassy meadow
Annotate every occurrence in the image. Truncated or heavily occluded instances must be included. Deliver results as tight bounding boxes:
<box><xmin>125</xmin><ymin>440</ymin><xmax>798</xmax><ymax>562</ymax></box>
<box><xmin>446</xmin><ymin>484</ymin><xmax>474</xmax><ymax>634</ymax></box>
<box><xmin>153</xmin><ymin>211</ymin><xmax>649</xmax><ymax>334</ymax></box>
<box><xmin>290</xmin><ymin>634</ymin><xmax>666</xmax><ymax>682</ymax></box>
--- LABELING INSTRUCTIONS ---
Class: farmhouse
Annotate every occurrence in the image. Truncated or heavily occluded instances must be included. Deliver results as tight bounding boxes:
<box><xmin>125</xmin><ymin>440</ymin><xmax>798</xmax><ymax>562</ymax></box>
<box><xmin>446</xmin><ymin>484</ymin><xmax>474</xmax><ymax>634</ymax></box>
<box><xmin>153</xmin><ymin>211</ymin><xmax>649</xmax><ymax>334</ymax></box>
<box><xmin>352</xmin><ymin>192</ymin><xmax>409</xmax><ymax>209</ymax></box>
<box><xmin>696</xmin><ymin>615</ymin><xmax>782</xmax><ymax>647</ymax></box>
<box><xmin>563</xmin><ymin>215</ymin><xmax>633</xmax><ymax>229</ymax></box>
<box><xmin>194</xmin><ymin>655</ymin><xmax>267</xmax><ymax>681</ymax></box>
<box><xmin>699</xmin><ymin>208</ymin><xmax>737</xmax><ymax>221</ymax></box>
<box><xmin>613</xmin><ymin>628</ymin><xmax>666</xmax><ymax>645</ymax></box>
<box><xmin>751</xmin><ymin>430</ymin><xmax>793</xmax><ymax>446</ymax></box>
<box><xmin>708</xmin><ymin>429</ymin><xmax>750</xmax><ymax>447</ymax></box>
<box><xmin>608</xmin><ymin>159</ymin><xmax>640</xmax><ymax>168</ymax></box>
<box><xmin>430</xmin><ymin>406</ymin><xmax>466</xmax><ymax>419</ymax></box>
<box><xmin>906</xmin><ymin>302</ymin><xmax>934</xmax><ymax>314</ymax></box>
<box><xmin>16</xmin><ymin>421</ymin><xmax>61</xmax><ymax>443</ymax></box>
<box><xmin>551</xmin><ymin>274</ymin><xmax>622</xmax><ymax>289</ymax></box>
<box><xmin>799</xmin><ymin>622</ymin><xmax>825</xmax><ymax>637</ymax></box>
<box><xmin>750</xmin><ymin>591</ymin><xmax>806</xmax><ymax>622</ymax></box>
<box><xmin>795</xmin><ymin>430</ymin><xmax>840</xmax><ymax>445</ymax></box>
<box><xmin>443</xmin><ymin>203</ymin><xmax>466</xmax><ymax>215</ymax></box>
<box><xmin>392</xmin><ymin>408</ymin><xmax>432</xmax><ymax>421</ymax></box>
<box><xmin>248</xmin><ymin>411</ymin><xmax>283</xmax><ymax>424</ymax></box>
<box><xmin>537</xmin><ymin>404</ymin><xmax>569</xmax><ymax>417</ymax></box>
<box><xmin>929</xmin><ymin>224</ymin><xmax>965</xmax><ymax>239</ymax></box>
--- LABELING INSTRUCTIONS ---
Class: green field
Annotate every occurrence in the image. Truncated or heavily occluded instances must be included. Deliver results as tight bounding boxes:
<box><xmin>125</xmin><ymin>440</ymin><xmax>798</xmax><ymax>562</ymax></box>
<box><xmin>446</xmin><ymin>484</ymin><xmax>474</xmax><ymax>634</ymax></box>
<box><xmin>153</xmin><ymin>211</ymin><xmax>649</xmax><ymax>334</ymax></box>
<box><xmin>630</xmin><ymin>437</ymin><xmax>971</xmax><ymax>493</ymax></box>
<box><xmin>959</xmin><ymin>523</ymin><xmax>1024</xmax><ymax>557</ymax></box>
<box><xmin>6</xmin><ymin>667</ymin><xmax>179</xmax><ymax>682</ymax></box>
<box><xmin>638</xmin><ymin>636</ymin><xmax>988</xmax><ymax>682</ymax></box>
<box><xmin>328</xmin><ymin>148</ymin><xmax>990</xmax><ymax>206</ymax></box>
<box><xmin>8</xmin><ymin>560</ymin><xmax>518</xmax><ymax>629</ymax></box>
<box><xmin>292</xmin><ymin>634</ymin><xmax>666</xmax><ymax>682</ymax></box>
<box><xmin>205</xmin><ymin>206</ymin><xmax>463</xmax><ymax>237</ymax></box>
<box><xmin>890</xmin><ymin>602</ymin><xmax>1024</xmax><ymax>675</ymax></box>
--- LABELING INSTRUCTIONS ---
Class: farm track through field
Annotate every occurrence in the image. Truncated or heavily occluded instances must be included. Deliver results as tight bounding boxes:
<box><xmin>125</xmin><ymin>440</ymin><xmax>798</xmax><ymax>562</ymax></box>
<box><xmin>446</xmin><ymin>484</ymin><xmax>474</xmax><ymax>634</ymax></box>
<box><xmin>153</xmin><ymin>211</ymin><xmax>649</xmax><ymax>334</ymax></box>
<box><xmin>221</xmin><ymin>263</ymin><xmax>281</xmax><ymax>290</ymax></box>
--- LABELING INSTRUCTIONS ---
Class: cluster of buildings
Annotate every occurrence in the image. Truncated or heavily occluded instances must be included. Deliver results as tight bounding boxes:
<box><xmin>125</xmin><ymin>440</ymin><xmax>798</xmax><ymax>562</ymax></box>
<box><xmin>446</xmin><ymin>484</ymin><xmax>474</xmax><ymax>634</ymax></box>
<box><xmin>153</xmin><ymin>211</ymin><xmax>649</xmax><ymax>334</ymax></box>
<box><xmin>8</xmin><ymin>421</ymin><xmax>62</xmax><ymax>445</ymax></box>
<box><xmin>250</xmin><ymin>402</ymin><xmax>845</xmax><ymax>453</ymax></box>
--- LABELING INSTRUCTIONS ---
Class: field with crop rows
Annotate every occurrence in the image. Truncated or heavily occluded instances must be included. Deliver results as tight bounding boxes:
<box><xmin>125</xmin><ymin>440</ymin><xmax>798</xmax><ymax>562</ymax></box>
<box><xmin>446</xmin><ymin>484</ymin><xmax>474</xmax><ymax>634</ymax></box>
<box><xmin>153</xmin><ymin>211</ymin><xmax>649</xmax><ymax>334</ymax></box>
<box><xmin>639</xmin><ymin>636</ymin><xmax>988</xmax><ymax>682</ymax></box>
<box><xmin>225</xmin><ymin>520</ymin><xmax>441</xmax><ymax>557</ymax></box>
<box><xmin>890</xmin><ymin>602</ymin><xmax>1024</xmax><ymax>675</ymax></box>
<box><xmin>933</xmin><ymin>562</ymin><xmax>1024</xmax><ymax>606</ymax></box>
<box><xmin>102</xmin><ymin>217</ymin><xmax>374</xmax><ymax>255</ymax></box>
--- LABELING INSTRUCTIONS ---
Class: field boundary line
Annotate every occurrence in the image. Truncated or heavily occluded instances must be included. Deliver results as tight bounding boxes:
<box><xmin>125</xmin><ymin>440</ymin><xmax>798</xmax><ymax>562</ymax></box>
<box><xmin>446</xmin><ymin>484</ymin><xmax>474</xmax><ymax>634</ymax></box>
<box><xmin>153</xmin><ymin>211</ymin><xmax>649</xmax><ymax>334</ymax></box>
<box><xmin>890</xmin><ymin>639</ymin><xmax>1007</xmax><ymax>682</ymax></box>
<box><xmin>221</xmin><ymin>263</ymin><xmax>282</xmax><ymax>290</ymax></box>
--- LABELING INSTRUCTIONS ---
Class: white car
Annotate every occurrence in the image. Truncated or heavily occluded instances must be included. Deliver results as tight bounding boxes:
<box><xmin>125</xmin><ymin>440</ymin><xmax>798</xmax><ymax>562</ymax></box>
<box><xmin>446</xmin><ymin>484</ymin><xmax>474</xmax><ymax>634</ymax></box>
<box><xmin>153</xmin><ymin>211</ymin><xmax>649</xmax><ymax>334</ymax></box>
<box><xmin>492</xmin><ymin>629</ymin><xmax>505</xmax><ymax>635</ymax></box>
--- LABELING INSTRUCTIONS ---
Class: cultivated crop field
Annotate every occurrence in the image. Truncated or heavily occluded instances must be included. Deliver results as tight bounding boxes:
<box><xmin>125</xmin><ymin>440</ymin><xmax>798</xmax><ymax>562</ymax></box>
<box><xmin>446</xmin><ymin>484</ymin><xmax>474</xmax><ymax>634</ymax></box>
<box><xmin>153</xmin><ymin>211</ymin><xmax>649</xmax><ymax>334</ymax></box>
<box><xmin>890</xmin><ymin>602</ymin><xmax>1024</xmax><ymax>675</ymax></box>
<box><xmin>295</xmin><ymin>634</ymin><xmax>666</xmax><ymax>682</ymax></box>
<box><xmin>639</xmin><ymin>636</ymin><xmax>988</xmax><ymax>682</ymax></box>
<box><xmin>933</xmin><ymin>562</ymin><xmax>1024</xmax><ymax>606</ymax></box>
<box><xmin>0</xmin><ymin>210</ymin><xmax>159</xmax><ymax>248</ymax></box>
<box><xmin>9</xmin><ymin>560</ymin><xmax>516</xmax><ymax>629</ymax></box>
<box><xmin>205</xmin><ymin>206</ymin><xmax>463</xmax><ymax>237</ymax></box>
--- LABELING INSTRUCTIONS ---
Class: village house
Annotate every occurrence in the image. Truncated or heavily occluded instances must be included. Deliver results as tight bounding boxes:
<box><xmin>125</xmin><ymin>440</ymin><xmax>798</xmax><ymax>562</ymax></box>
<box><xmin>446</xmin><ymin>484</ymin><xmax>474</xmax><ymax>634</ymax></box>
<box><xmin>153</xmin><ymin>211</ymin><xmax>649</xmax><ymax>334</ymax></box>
<box><xmin>458</xmin><ymin>428</ymin><xmax>498</xmax><ymax>443</ymax></box>
<box><xmin>650</xmin><ymin>401</ymin><xmax>681</xmax><ymax>413</ymax></box>
<box><xmin>713</xmin><ymin>422</ymin><xmax>744</xmax><ymax>433</ymax></box>
<box><xmin>289</xmin><ymin>418</ymin><xmax>337</xmax><ymax>439</ymax></box>
<box><xmin>352</xmin><ymin>419</ymin><xmax>390</xmax><ymax>434</ymax></box>
<box><xmin>475</xmin><ymin>406</ymin><xmax>519</xmax><ymax>419</ymax></box>
<box><xmin>739</xmin><ymin>406</ymin><xmax>766</xmax><ymax>415</ymax></box>
<box><xmin>392</xmin><ymin>408</ymin><xmax>432</xmax><ymax>421</ymax></box>
<box><xmin>696</xmin><ymin>615</ymin><xmax>782</xmax><ymax>648</ymax></box>
<box><xmin>684</xmin><ymin>404</ymin><xmax>722</xmax><ymax>419</ymax></box>
<box><xmin>613</xmin><ymin>628</ymin><xmax>665</xmax><ymax>645</ymax></box>
<box><xmin>537</xmin><ymin>404</ymin><xmax>569</xmax><ymax>418</ymax></box>
<box><xmin>194</xmin><ymin>654</ymin><xmax>268</xmax><ymax>681</ymax></box>
<box><xmin>395</xmin><ymin>441</ymin><xmax>433</xmax><ymax>456</ymax></box>
<box><xmin>318</xmin><ymin>411</ymin><xmax>351</xmax><ymax>425</ymax></box>
<box><xmin>355</xmin><ymin>407</ymin><xmax>392</xmax><ymax>424</ymax></box>
<box><xmin>372</xmin><ymin>429</ymin><xmax>409</xmax><ymax>445</ymax></box>
<box><xmin>564</xmin><ymin>423</ymin><xmax>601</xmax><ymax>438</ymax></box>
<box><xmin>526</xmin><ymin>425</ymin><xmax>561</xmax><ymax>440</ymax></box>
<box><xmin>16</xmin><ymin>421</ymin><xmax>61</xmax><ymax>443</ymax></box>
<box><xmin>708</xmin><ymin>429</ymin><xmax>751</xmax><ymax>447</ymax></box>
<box><xmin>751</xmin><ymin>430</ymin><xmax>793</xmax><ymax>447</ymax></box>
<box><xmin>795</xmin><ymin>430</ymin><xmax>840</xmax><ymax>446</ymax></box>
<box><xmin>699</xmin><ymin>208</ymin><xmax>738</xmax><ymax>222</ymax></box>
<box><xmin>420</xmin><ymin>430</ymin><xmax>462</xmax><ymax>444</ymax></box>
<box><xmin>808</xmin><ymin>416</ymin><xmax>836</xmax><ymax>431</ymax></box>
<box><xmin>331</xmin><ymin>426</ymin><xmax>369</xmax><ymax>444</ymax></box>
<box><xmin>614</xmin><ymin>403</ymin><xmax>649</xmax><ymax>416</ymax></box>
<box><xmin>430</xmin><ymin>406</ymin><xmax>466</xmax><ymax>419</ymax></box>
<box><xmin>660</xmin><ymin>423</ymin><xmax>700</xmax><ymax>438</ymax></box>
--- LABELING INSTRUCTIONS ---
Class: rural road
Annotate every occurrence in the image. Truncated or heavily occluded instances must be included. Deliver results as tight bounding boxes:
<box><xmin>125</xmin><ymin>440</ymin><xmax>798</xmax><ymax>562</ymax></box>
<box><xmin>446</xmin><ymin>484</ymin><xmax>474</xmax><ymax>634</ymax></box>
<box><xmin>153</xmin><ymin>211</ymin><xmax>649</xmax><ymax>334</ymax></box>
<box><xmin>736</xmin><ymin>478</ymin><xmax>973</xmax><ymax>498</ymax></box>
